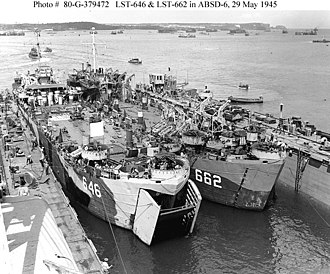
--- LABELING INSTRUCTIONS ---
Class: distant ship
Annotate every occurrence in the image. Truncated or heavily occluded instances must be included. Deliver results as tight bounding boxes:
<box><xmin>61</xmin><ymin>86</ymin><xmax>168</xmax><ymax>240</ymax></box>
<box><xmin>178</xmin><ymin>33</ymin><xmax>196</xmax><ymax>38</ymax></box>
<box><xmin>0</xmin><ymin>31</ymin><xmax>25</xmax><ymax>36</ymax></box>
<box><xmin>111</xmin><ymin>30</ymin><xmax>123</xmax><ymax>35</ymax></box>
<box><xmin>158</xmin><ymin>28</ymin><xmax>176</xmax><ymax>33</ymax></box>
<box><xmin>295</xmin><ymin>28</ymin><xmax>318</xmax><ymax>35</ymax></box>
<box><xmin>228</xmin><ymin>29</ymin><xmax>247</xmax><ymax>35</ymax></box>
<box><xmin>313</xmin><ymin>36</ymin><xmax>330</xmax><ymax>43</ymax></box>
<box><xmin>185</xmin><ymin>28</ymin><xmax>196</xmax><ymax>33</ymax></box>
<box><xmin>205</xmin><ymin>28</ymin><xmax>217</xmax><ymax>32</ymax></box>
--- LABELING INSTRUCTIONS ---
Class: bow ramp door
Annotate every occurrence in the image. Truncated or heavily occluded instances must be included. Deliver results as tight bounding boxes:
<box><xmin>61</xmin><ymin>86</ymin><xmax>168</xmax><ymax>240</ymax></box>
<box><xmin>133</xmin><ymin>189</ymin><xmax>160</xmax><ymax>245</ymax></box>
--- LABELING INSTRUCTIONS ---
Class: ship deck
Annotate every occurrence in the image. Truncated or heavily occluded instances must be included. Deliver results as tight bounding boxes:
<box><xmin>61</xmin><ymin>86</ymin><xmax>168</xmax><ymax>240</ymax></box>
<box><xmin>33</xmin><ymin>100</ymin><xmax>164</xmax><ymax>151</ymax></box>
<box><xmin>246</xmin><ymin>116</ymin><xmax>330</xmax><ymax>162</ymax></box>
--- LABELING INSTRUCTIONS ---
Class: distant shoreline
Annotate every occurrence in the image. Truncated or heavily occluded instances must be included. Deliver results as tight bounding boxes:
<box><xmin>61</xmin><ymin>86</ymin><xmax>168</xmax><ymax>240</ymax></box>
<box><xmin>0</xmin><ymin>21</ymin><xmax>278</xmax><ymax>32</ymax></box>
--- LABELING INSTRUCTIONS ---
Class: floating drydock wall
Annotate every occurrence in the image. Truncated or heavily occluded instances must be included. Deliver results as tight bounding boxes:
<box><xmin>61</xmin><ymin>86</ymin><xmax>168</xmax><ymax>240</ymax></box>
<box><xmin>13</xmin><ymin>104</ymin><xmax>103</xmax><ymax>272</ymax></box>
<box><xmin>279</xmin><ymin>149</ymin><xmax>330</xmax><ymax>207</ymax></box>
<box><xmin>251</xmin><ymin>109</ymin><xmax>330</xmax><ymax>208</ymax></box>
<box><xmin>2</xmin><ymin>197</ymin><xmax>81</xmax><ymax>274</ymax></box>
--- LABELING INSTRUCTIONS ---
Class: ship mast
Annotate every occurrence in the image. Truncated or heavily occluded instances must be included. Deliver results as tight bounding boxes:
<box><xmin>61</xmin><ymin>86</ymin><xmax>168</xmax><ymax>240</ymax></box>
<box><xmin>90</xmin><ymin>27</ymin><xmax>97</xmax><ymax>72</ymax></box>
<box><xmin>34</xmin><ymin>28</ymin><xmax>41</xmax><ymax>62</ymax></box>
<box><xmin>83</xmin><ymin>27</ymin><xmax>104</xmax><ymax>73</ymax></box>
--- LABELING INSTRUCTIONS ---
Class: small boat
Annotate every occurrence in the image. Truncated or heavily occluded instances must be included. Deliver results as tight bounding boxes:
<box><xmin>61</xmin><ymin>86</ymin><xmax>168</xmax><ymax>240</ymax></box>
<box><xmin>238</xmin><ymin>83</ymin><xmax>249</xmax><ymax>89</ymax></box>
<box><xmin>197</xmin><ymin>86</ymin><xmax>213</xmax><ymax>100</ymax></box>
<box><xmin>43</xmin><ymin>47</ymin><xmax>52</xmax><ymax>52</ymax></box>
<box><xmin>228</xmin><ymin>96</ymin><xmax>263</xmax><ymax>104</ymax></box>
<box><xmin>228</xmin><ymin>29</ymin><xmax>246</xmax><ymax>35</ymax></box>
<box><xmin>128</xmin><ymin>58</ymin><xmax>142</xmax><ymax>64</ymax></box>
<box><xmin>29</xmin><ymin>29</ymin><xmax>42</xmax><ymax>60</ymax></box>
<box><xmin>178</xmin><ymin>33</ymin><xmax>196</xmax><ymax>38</ymax></box>
<box><xmin>313</xmin><ymin>36</ymin><xmax>330</xmax><ymax>43</ymax></box>
<box><xmin>295</xmin><ymin>27</ymin><xmax>318</xmax><ymax>35</ymax></box>
<box><xmin>28</xmin><ymin>46</ymin><xmax>41</xmax><ymax>60</ymax></box>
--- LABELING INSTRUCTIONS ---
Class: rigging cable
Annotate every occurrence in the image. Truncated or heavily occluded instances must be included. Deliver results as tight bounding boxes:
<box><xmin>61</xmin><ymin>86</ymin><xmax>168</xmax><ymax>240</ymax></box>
<box><xmin>100</xmin><ymin>193</ymin><xmax>128</xmax><ymax>274</ymax></box>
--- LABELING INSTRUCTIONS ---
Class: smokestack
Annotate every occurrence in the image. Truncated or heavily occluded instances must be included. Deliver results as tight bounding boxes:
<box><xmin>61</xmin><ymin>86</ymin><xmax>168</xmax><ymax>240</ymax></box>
<box><xmin>126</xmin><ymin>130</ymin><xmax>133</xmax><ymax>147</ymax></box>
<box><xmin>280</xmin><ymin>103</ymin><xmax>283</xmax><ymax>119</ymax></box>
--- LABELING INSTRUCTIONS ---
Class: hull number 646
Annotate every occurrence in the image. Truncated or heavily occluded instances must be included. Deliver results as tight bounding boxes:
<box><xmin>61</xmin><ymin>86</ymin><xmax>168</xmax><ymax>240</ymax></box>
<box><xmin>83</xmin><ymin>177</ymin><xmax>102</xmax><ymax>198</ymax></box>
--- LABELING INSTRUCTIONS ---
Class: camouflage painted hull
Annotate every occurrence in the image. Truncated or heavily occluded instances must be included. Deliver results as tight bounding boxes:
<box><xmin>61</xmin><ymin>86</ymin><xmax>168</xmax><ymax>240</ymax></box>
<box><xmin>18</xmin><ymin>105</ymin><xmax>201</xmax><ymax>245</ymax></box>
<box><xmin>189</xmin><ymin>154</ymin><xmax>285</xmax><ymax>210</ymax></box>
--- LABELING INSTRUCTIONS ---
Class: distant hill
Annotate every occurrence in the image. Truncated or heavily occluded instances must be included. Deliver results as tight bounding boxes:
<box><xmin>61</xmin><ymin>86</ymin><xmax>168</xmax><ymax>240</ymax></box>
<box><xmin>0</xmin><ymin>22</ymin><xmax>117</xmax><ymax>31</ymax></box>
<box><xmin>0</xmin><ymin>22</ymin><xmax>272</xmax><ymax>32</ymax></box>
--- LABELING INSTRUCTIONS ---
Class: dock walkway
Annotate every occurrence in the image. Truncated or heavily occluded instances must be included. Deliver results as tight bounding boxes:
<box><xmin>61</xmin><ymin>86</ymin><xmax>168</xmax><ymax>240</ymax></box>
<box><xmin>0</xmin><ymin>102</ymin><xmax>105</xmax><ymax>273</ymax></box>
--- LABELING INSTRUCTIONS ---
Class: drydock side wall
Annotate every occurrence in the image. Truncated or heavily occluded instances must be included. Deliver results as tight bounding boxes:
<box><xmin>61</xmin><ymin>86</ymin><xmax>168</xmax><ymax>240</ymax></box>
<box><xmin>279</xmin><ymin>150</ymin><xmax>330</xmax><ymax>207</ymax></box>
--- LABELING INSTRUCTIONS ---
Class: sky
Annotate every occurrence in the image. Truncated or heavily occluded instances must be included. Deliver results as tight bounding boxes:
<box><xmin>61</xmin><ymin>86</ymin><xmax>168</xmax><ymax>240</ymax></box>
<box><xmin>1</xmin><ymin>0</ymin><xmax>330</xmax><ymax>28</ymax></box>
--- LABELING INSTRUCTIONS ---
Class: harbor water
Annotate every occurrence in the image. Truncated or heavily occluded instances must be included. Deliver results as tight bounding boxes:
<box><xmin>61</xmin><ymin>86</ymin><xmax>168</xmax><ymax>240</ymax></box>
<box><xmin>1</xmin><ymin>28</ymin><xmax>330</xmax><ymax>273</ymax></box>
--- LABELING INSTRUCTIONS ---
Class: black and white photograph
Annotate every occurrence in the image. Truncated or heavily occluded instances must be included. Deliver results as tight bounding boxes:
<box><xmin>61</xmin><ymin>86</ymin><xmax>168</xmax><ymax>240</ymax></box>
<box><xmin>1</xmin><ymin>1</ymin><xmax>330</xmax><ymax>273</ymax></box>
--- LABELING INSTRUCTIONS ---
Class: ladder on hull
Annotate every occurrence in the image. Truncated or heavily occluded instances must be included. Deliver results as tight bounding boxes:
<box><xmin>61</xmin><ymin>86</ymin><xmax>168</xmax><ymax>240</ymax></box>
<box><xmin>294</xmin><ymin>149</ymin><xmax>310</xmax><ymax>192</ymax></box>
<box><xmin>234</xmin><ymin>168</ymin><xmax>249</xmax><ymax>207</ymax></box>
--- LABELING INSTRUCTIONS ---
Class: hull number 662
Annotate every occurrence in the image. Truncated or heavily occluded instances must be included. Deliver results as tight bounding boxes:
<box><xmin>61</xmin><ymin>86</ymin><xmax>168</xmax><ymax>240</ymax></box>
<box><xmin>195</xmin><ymin>169</ymin><xmax>222</xmax><ymax>188</ymax></box>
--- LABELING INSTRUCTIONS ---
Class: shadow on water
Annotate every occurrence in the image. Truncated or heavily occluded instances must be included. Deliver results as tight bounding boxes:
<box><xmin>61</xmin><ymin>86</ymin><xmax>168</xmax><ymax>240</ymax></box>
<box><xmin>72</xmin><ymin>199</ymin><xmax>156</xmax><ymax>274</ymax></box>
<box><xmin>74</xmin><ymin>182</ymin><xmax>330</xmax><ymax>274</ymax></box>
